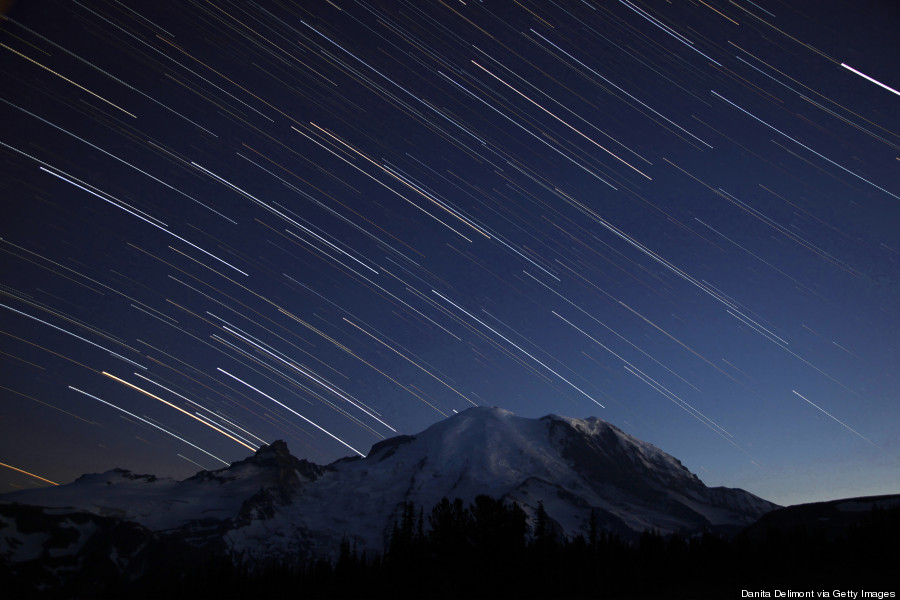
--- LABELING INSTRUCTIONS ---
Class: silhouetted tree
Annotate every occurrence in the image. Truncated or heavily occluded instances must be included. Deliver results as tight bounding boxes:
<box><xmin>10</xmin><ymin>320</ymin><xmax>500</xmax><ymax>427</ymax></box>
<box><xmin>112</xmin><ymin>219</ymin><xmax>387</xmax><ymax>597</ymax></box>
<box><xmin>428</xmin><ymin>497</ymin><xmax>470</xmax><ymax>558</ymax></box>
<box><xmin>387</xmin><ymin>501</ymin><xmax>419</xmax><ymax>562</ymax></box>
<box><xmin>532</xmin><ymin>500</ymin><xmax>554</xmax><ymax>550</ymax></box>
<box><xmin>469</xmin><ymin>494</ymin><xmax>527</xmax><ymax>554</ymax></box>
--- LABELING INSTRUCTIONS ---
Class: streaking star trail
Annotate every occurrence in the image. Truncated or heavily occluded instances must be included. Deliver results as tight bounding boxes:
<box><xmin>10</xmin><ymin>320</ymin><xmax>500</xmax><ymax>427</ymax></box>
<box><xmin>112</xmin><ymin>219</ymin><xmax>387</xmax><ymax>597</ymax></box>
<box><xmin>1</xmin><ymin>0</ymin><xmax>898</xmax><ymax>506</ymax></box>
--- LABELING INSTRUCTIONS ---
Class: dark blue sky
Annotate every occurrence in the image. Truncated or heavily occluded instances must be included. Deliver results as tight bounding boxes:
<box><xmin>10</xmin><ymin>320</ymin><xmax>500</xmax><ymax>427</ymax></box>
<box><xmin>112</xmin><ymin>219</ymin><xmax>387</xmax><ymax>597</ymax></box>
<box><xmin>1</xmin><ymin>0</ymin><xmax>898</xmax><ymax>506</ymax></box>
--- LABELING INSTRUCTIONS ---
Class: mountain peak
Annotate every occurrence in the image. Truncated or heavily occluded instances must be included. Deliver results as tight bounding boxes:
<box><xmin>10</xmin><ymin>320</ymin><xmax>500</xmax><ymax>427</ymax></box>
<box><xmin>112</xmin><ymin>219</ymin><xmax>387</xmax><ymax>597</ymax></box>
<box><xmin>254</xmin><ymin>439</ymin><xmax>291</xmax><ymax>458</ymax></box>
<box><xmin>455</xmin><ymin>405</ymin><xmax>515</xmax><ymax>419</ymax></box>
<box><xmin>235</xmin><ymin>439</ymin><xmax>324</xmax><ymax>487</ymax></box>
<box><xmin>316</xmin><ymin>407</ymin><xmax>778</xmax><ymax>544</ymax></box>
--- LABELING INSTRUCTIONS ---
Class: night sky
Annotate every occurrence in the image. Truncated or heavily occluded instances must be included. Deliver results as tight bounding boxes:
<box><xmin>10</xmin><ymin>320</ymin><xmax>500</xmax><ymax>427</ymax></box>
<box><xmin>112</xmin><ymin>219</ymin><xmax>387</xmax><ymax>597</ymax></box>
<box><xmin>1</xmin><ymin>0</ymin><xmax>898</xmax><ymax>507</ymax></box>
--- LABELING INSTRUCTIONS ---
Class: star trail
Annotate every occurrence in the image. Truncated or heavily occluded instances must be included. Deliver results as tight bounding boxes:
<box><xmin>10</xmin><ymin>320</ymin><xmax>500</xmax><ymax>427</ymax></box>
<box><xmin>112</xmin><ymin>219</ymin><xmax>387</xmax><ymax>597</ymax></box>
<box><xmin>1</xmin><ymin>0</ymin><xmax>897</xmax><ymax>506</ymax></box>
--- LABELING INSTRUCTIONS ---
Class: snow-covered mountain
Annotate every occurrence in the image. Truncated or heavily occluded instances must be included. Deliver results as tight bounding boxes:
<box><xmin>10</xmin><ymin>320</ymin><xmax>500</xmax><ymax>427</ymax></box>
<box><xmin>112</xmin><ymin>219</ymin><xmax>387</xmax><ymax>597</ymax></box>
<box><xmin>1</xmin><ymin>407</ymin><xmax>777</xmax><ymax>587</ymax></box>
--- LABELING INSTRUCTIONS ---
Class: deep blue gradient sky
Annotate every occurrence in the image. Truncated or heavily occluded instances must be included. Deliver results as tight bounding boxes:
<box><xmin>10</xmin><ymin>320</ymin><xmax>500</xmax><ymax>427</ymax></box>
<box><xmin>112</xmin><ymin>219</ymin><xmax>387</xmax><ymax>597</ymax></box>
<box><xmin>1</xmin><ymin>0</ymin><xmax>898</xmax><ymax>506</ymax></box>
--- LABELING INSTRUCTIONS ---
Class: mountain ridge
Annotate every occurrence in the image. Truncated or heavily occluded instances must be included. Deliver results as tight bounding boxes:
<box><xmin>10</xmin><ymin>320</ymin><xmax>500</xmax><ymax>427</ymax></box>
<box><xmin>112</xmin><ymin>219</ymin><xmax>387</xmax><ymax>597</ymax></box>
<box><xmin>1</xmin><ymin>406</ymin><xmax>778</xmax><ymax>588</ymax></box>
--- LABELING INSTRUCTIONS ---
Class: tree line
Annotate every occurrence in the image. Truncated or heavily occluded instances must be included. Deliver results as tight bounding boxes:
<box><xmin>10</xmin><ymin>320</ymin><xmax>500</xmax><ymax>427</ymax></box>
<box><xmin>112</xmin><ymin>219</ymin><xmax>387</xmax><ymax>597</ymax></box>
<box><xmin>48</xmin><ymin>495</ymin><xmax>900</xmax><ymax>599</ymax></box>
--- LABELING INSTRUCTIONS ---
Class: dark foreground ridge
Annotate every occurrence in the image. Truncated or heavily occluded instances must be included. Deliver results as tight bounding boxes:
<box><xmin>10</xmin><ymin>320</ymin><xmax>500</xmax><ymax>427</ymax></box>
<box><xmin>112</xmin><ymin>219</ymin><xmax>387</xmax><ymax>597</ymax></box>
<box><xmin>4</xmin><ymin>493</ymin><xmax>896</xmax><ymax>599</ymax></box>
